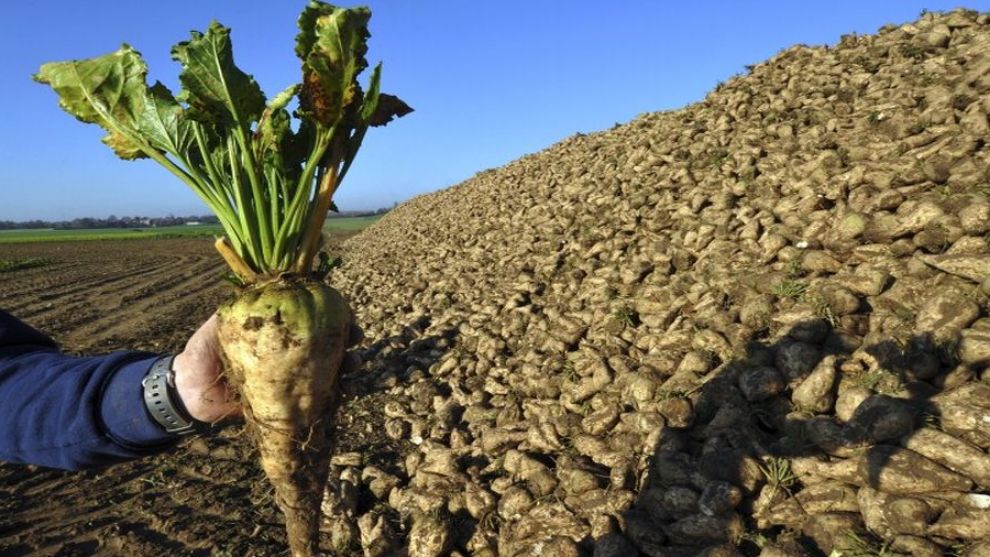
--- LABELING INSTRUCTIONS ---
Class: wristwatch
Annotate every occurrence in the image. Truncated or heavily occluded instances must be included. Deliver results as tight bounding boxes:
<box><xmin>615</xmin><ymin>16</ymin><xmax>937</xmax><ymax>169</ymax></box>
<box><xmin>141</xmin><ymin>355</ymin><xmax>202</xmax><ymax>435</ymax></box>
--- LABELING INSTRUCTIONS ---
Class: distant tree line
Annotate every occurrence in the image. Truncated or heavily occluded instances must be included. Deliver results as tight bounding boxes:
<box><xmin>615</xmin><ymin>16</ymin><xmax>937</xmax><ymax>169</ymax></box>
<box><xmin>331</xmin><ymin>206</ymin><xmax>393</xmax><ymax>218</ymax></box>
<box><xmin>0</xmin><ymin>215</ymin><xmax>220</xmax><ymax>231</ymax></box>
<box><xmin>0</xmin><ymin>206</ymin><xmax>393</xmax><ymax>230</ymax></box>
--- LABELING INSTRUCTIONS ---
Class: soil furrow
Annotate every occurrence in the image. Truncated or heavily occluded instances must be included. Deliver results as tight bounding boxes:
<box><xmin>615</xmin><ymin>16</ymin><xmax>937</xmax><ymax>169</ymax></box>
<box><xmin>4</xmin><ymin>265</ymin><xmax>173</xmax><ymax>315</ymax></box>
<box><xmin>0</xmin><ymin>235</ymin><xmax>358</xmax><ymax>556</ymax></box>
<box><xmin>62</xmin><ymin>268</ymin><xmax>225</xmax><ymax>349</ymax></box>
<box><xmin>9</xmin><ymin>259</ymin><xmax>220</xmax><ymax>335</ymax></box>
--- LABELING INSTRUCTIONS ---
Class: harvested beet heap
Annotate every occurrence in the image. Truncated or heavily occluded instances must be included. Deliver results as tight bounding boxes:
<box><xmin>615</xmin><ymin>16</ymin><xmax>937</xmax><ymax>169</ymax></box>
<box><xmin>328</xmin><ymin>9</ymin><xmax>990</xmax><ymax>557</ymax></box>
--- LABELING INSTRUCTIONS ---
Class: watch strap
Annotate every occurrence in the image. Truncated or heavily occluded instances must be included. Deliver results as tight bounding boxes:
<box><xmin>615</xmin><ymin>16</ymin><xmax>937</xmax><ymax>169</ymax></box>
<box><xmin>142</xmin><ymin>355</ymin><xmax>200</xmax><ymax>435</ymax></box>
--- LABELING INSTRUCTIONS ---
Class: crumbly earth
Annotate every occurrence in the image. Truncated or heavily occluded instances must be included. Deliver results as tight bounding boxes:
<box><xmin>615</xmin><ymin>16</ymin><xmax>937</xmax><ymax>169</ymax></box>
<box><xmin>5</xmin><ymin>8</ymin><xmax>990</xmax><ymax>557</ymax></box>
<box><xmin>0</xmin><ymin>237</ymin><xmax>386</xmax><ymax>557</ymax></box>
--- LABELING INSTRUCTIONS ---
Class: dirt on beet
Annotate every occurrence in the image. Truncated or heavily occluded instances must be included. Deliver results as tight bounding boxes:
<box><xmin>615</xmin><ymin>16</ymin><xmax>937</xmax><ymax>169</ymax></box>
<box><xmin>8</xmin><ymin>9</ymin><xmax>990</xmax><ymax>557</ymax></box>
<box><xmin>0</xmin><ymin>234</ymin><xmax>389</xmax><ymax>557</ymax></box>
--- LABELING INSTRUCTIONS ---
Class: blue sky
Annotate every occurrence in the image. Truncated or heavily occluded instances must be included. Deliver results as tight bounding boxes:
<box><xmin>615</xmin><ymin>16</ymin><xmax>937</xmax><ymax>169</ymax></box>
<box><xmin>1</xmin><ymin>1</ymin><xmax>986</xmax><ymax>221</ymax></box>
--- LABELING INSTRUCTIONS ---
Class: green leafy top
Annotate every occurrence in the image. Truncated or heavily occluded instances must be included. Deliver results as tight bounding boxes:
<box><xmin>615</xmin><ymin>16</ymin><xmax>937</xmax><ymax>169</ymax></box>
<box><xmin>34</xmin><ymin>2</ymin><xmax>411</xmax><ymax>284</ymax></box>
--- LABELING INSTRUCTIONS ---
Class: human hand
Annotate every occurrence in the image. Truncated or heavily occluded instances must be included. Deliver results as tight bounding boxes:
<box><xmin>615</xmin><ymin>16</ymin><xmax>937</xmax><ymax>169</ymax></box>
<box><xmin>173</xmin><ymin>314</ymin><xmax>237</xmax><ymax>424</ymax></box>
<box><xmin>172</xmin><ymin>313</ymin><xmax>364</xmax><ymax>425</ymax></box>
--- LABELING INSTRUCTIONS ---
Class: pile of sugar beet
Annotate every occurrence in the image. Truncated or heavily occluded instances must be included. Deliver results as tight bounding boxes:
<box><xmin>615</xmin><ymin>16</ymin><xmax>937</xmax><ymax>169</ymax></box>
<box><xmin>323</xmin><ymin>9</ymin><xmax>990</xmax><ymax>557</ymax></box>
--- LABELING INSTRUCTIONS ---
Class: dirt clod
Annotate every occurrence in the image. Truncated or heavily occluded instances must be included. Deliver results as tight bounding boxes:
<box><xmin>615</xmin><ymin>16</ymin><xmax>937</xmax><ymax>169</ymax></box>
<box><xmin>6</xmin><ymin>8</ymin><xmax>990</xmax><ymax>556</ymax></box>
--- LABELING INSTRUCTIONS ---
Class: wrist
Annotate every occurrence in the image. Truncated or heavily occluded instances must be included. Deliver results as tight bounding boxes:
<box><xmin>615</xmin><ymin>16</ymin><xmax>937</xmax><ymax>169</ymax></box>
<box><xmin>142</xmin><ymin>355</ymin><xmax>204</xmax><ymax>435</ymax></box>
<box><xmin>100</xmin><ymin>355</ymin><xmax>179</xmax><ymax>450</ymax></box>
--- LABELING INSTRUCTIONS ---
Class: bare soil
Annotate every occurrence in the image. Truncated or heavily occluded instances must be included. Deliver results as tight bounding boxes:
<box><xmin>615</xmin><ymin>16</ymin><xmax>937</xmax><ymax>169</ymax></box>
<box><xmin>0</xmin><ymin>236</ymin><xmax>380</xmax><ymax>557</ymax></box>
<box><xmin>7</xmin><ymin>11</ymin><xmax>990</xmax><ymax>556</ymax></box>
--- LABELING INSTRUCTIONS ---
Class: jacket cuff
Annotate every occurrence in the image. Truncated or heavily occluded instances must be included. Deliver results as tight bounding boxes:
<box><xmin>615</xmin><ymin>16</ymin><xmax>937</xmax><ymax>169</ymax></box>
<box><xmin>100</xmin><ymin>355</ymin><xmax>179</xmax><ymax>449</ymax></box>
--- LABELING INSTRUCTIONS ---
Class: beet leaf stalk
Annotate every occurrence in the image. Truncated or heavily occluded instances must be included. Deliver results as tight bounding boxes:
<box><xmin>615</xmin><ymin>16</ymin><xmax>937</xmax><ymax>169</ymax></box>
<box><xmin>35</xmin><ymin>1</ymin><xmax>410</xmax><ymax>282</ymax></box>
<box><xmin>35</xmin><ymin>3</ymin><xmax>410</xmax><ymax>556</ymax></box>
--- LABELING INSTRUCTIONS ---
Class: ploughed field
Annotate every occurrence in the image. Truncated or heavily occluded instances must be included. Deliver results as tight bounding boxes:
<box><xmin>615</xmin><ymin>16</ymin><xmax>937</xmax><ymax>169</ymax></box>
<box><xmin>0</xmin><ymin>236</ymin><xmax>370</xmax><ymax>557</ymax></box>
<box><xmin>0</xmin><ymin>239</ymin><xmax>227</xmax><ymax>354</ymax></box>
<box><xmin>5</xmin><ymin>10</ymin><xmax>990</xmax><ymax>557</ymax></box>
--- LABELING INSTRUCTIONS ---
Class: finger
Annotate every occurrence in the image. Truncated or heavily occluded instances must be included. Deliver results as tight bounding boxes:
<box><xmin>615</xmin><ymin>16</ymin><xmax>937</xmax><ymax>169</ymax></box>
<box><xmin>347</xmin><ymin>322</ymin><xmax>364</xmax><ymax>348</ymax></box>
<box><xmin>220</xmin><ymin>401</ymin><xmax>243</xmax><ymax>420</ymax></box>
<box><xmin>209</xmin><ymin>404</ymin><xmax>243</xmax><ymax>425</ymax></box>
<box><xmin>341</xmin><ymin>351</ymin><xmax>362</xmax><ymax>374</ymax></box>
<box><xmin>185</xmin><ymin>313</ymin><xmax>219</xmax><ymax>353</ymax></box>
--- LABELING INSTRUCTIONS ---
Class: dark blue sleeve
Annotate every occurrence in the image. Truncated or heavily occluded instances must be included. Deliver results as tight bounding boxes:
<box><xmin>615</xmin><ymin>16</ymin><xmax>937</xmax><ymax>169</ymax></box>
<box><xmin>0</xmin><ymin>309</ymin><xmax>180</xmax><ymax>470</ymax></box>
